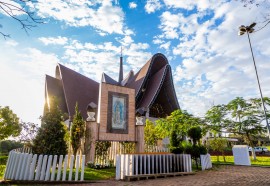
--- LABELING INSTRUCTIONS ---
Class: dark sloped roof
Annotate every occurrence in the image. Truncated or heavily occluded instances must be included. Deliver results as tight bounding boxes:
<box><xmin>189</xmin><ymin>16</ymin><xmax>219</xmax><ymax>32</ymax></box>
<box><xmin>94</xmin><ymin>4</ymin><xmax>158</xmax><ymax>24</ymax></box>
<box><xmin>45</xmin><ymin>75</ymin><xmax>68</xmax><ymax>115</ymax></box>
<box><xmin>126</xmin><ymin>53</ymin><xmax>180</xmax><ymax>115</ymax></box>
<box><xmin>121</xmin><ymin>70</ymin><xmax>134</xmax><ymax>86</ymax></box>
<box><xmin>136</xmin><ymin>65</ymin><xmax>167</xmax><ymax>109</ymax></box>
<box><xmin>56</xmin><ymin>64</ymin><xmax>99</xmax><ymax>119</ymax></box>
<box><xmin>102</xmin><ymin>73</ymin><xmax>118</xmax><ymax>85</ymax></box>
<box><xmin>126</xmin><ymin>53</ymin><xmax>169</xmax><ymax>97</ymax></box>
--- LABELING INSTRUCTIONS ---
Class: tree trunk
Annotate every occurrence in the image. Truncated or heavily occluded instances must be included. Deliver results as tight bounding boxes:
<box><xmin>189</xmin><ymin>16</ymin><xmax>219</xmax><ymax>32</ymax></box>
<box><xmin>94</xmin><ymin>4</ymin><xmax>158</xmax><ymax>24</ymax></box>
<box><xmin>246</xmin><ymin>132</ymin><xmax>256</xmax><ymax>160</ymax></box>
<box><xmin>251</xmin><ymin>148</ymin><xmax>256</xmax><ymax>160</ymax></box>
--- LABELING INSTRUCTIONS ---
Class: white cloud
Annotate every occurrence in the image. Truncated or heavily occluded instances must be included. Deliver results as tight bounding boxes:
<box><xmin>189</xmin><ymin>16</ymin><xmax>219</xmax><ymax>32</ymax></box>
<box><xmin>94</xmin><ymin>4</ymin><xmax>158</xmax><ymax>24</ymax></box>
<box><xmin>0</xmin><ymin>42</ymin><xmax>59</xmax><ymax>124</ymax></box>
<box><xmin>61</xmin><ymin>39</ymin><xmax>151</xmax><ymax>81</ymax></box>
<box><xmin>31</xmin><ymin>0</ymin><xmax>126</xmax><ymax>35</ymax></box>
<box><xmin>5</xmin><ymin>40</ymin><xmax>18</xmax><ymax>46</ymax></box>
<box><xmin>168</xmin><ymin>0</ymin><xmax>270</xmax><ymax>117</ymax></box>
<box><xmin>145</xmin><ymin>0</ymin><xmax>162</xmax><ymax>14</ymax></box>
<box><xmin>0</xmin><ymin>0</ymin><xmax>25</xmax><ymax>16</ymax></box>
<box><xmin>39</xmin><ymin>36</ymin><xmax>68</xmax><ymax>45</ymax></box>
<box><xmin>163</xmin><ymin>0</ymin><xmax>196</xmax><ymax>10</ymax></box>
<box><xmin>160</xmin><ymin>41</ymin><xmax>171</xmax><ymax>51</ymax></box>
<box><xmin>129</xmin><ymin>2</ymin><xmax>137</xmax><ymax>9</ymax></box>
<box><xmin>159</xmin><ymin>11</ymin><xmax>181</xmax><ymax>39</ymax></box>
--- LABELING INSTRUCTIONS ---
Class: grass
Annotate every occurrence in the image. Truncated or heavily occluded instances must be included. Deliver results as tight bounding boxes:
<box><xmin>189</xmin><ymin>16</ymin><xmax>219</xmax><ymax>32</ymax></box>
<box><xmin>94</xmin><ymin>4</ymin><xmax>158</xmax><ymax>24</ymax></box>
<box><xmin>211</xmin><ymin>155</ymin><xmax>270</xmax><ymax>166</ymax></box>
<box><xmin>84</xmin><ymin>167</ymin><xmax>115</xmax><ymax>180</ymax></box>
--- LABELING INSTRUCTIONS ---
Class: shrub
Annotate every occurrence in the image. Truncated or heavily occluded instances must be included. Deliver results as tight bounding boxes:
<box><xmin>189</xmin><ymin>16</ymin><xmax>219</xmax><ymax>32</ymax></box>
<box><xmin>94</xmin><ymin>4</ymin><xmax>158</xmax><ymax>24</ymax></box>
<box><xmin>170</xmin><ymin>146</ymin><xmax>184</xmax><ymax>154</ymax></box>
<box><xmin>184</xmin><ymin>144</ymin><xmax>207</xmax><ymax>169</ymax></box>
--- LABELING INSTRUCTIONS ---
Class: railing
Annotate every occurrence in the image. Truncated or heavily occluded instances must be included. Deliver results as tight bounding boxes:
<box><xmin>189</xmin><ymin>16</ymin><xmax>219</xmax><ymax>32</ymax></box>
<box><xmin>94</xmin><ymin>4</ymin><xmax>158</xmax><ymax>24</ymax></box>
<box><xmin>4</xmin><ymin>150</ymin><xmax>85</xmax><ymax>181</ymax></box>
<box><xmin>115</xmin><ymin>153</ymin><xmax>192</xmax><ymax>180</ymax></box>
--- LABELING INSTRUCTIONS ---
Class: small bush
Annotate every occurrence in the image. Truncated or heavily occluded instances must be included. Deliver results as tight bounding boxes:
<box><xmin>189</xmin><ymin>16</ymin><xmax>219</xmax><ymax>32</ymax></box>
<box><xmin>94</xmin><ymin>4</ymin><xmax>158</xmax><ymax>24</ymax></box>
<box><xmin>198</xmin><ymin>145</ymin><xmax>207</xmax><ymax>155</ymax></box>
<box><xmin>170</xmin><ymin>146</ymin><xmax>184</xmax><ymax>154</ymax></box>
<box><xmin>0</xmin><ymin>156</ymin><xmax>8</xmax><ymax>165</ymax></box>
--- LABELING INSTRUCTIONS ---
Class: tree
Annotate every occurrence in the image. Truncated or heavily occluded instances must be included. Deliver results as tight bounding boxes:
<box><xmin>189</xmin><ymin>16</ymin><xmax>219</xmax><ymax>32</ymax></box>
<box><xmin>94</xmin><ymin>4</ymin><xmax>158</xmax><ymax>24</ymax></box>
<box><xmin>209</xmin><ymin>138</ymin><xmax>228</xmax><ymax>162</ymax></box>
<box><xmin>0</xmin><ymin>140</ymin><xmax>23</xmax><ymax>154</ymax></box>
<box><xmin>169</xmin><ymin>125</ymin><xmax>184</xmax><ymax>154</ymax></box>
<box><xmin>0</xmin><ymin>0</ymin><xmax>42</xmax><ymax>38</ymax></box>
<box><xmin>0</xmin><ymin>106</ymin><xmax>21</xmax><ymax>140</ymax></box>
<box><xmin>32</xmin><ymin>97</ymin><xmax>68</xmax><ymax>155</ymax></box>
<box><xmin>205</xmin><ymin>97</ymin><xmax>268</xmax><ymax>160</ymax></box>
<box><xmin>16</xmin><ymin>122</ymin><xmax>39</xmax><ymax>144</ymax></box>
<box><xmin>187</xmin><ymin>126</ymin><xmax>202</xmax><ymax>146</ymax></box>
<box><xmin>205</xmin><ymin>104</ymin><xmax>228</xmax><ymax>134</ymax></box>
<box><xmin>144</xmin><ymin>119</ymin><xmax>158</xmax><ymax>152</ymax></box>
<box><xmin>155</xmin><ymin>109</ymin><xmax>202</xmax><ymax>140</ymax></box>
<box><xmin>226</xmin><ymin>97</ymin><xmax>266</xmax><ymax>147</ymax></box>
<box><xmin>71</xmin><ymin>103</ymin><xmax>85</xmax><ymax>156</ymax></box>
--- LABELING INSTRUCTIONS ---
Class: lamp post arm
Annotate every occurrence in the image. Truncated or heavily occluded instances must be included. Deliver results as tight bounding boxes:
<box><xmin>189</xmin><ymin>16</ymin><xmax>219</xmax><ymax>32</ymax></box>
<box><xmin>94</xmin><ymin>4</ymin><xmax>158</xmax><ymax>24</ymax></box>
<box><xmin>246</xmin><ymin>32</ymin><xmax>270</xmax><ymax>136</ymax></box>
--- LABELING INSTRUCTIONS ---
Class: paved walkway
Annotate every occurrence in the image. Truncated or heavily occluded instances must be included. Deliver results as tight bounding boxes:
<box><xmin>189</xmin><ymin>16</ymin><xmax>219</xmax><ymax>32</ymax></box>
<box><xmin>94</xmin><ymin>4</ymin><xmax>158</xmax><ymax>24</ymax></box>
<box><xmin>87</xmin><ymin>165</ymin><xmax>270</xmax><ymax>186</ymax></box>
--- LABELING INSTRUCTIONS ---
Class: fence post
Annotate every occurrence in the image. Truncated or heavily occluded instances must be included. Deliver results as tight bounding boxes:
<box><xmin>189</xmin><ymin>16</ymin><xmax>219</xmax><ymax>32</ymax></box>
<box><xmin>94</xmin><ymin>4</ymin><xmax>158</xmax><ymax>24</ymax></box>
<box><xmin>35</xmin><ymin>155</ymin><xmax>43</xmax><ymax>180</ymax></box>
<box><xmin>56</xmin><ymin>155</ymin><xmax>63</xmax><ymax>181</ymax></box>
<box><xmin>45</xmin><ymin>155</ymin><xmax>53</xmax><ymax>181</ymax></box>
<box><xmin>80</xmin><ymin>155</ymin><xmax>85</xmax><ymax>181</ymax></box>
<box><xmin>40</xmin><ymin>155</ymin><xmax>48</xmax><ymax>180</ymax></box>
<box><xmin>62</xmin><ymin>155</ymin><xmax>68</xmax><ymax>181</ymax></box>
<box><xmin>23</xmin><ymin>154</ymin><xmax>33</xmax><ymax>180</ymax></box>
<box><xmin>51</xmin><ymin>155</ymin><xmax>58</xmax><ymax>181</ymax></box>
<box><xmin>4</xmin><ymin>151</ymin><xmax>13</xmax><ymax>180</ymax></box>
<box><xmin>75</xmin><ymin>155</ymin><xmax>80</xmax><ymax>181</ymax></box>
<box><xmin>14</xmin><ymin>153</ymin><xmax>23</xmax><ymax>180</ymax></box>
<box><xmin>28</xmin><ymin>154</ymin><xmax>37</xmax><ymax>180</ymax></box>
<box><xmin>115</xmin><ymin>154</ymin><xmax>121</xmax><ymax>180</ymax></box>
<box><xmin>68</xmin><ymin>155</ymin><xmax>74</xmax><ymax>181</ymax></box>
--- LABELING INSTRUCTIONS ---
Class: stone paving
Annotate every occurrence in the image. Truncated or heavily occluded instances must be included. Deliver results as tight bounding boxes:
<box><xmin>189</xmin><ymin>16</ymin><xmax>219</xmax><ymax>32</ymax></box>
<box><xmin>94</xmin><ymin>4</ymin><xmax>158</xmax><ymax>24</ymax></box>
<box><xmin>85</xmin><ymin>165</ymin><xmax>270</xmax><ymax>186</ymax></box>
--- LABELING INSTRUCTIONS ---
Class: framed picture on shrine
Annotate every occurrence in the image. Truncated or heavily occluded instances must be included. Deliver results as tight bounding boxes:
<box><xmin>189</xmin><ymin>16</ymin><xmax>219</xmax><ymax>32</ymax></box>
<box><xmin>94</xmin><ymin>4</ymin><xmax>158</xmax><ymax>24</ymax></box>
<box><xmin>107</xmin><ymin>92</ymin><xmax>129</xmax><ymax>134</ymax></box>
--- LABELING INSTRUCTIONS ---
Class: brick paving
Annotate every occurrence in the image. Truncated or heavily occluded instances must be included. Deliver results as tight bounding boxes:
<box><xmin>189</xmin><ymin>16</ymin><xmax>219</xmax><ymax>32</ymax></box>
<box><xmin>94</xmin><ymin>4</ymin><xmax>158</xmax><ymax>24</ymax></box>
<box><xmin>86</xmin><ymin>165</ymin><xmax>270</xmax><ymax>186</ymax></box>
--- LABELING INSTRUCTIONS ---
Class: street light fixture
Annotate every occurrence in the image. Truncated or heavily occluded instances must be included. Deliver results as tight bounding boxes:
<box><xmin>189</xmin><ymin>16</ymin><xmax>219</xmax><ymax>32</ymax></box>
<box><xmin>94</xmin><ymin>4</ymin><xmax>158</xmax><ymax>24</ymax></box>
<box><xmin>238</xmin><ymin>22</ymin><xmax>270</xmax><ymax>137</ymax></box>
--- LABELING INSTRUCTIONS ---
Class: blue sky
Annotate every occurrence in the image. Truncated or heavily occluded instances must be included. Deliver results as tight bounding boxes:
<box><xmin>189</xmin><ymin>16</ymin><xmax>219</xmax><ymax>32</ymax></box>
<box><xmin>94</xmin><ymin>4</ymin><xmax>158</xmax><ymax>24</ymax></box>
<box><xmin>0</xmin><ymin>0</ymin><xmax>270</xmax><ymax>124</ymax></box>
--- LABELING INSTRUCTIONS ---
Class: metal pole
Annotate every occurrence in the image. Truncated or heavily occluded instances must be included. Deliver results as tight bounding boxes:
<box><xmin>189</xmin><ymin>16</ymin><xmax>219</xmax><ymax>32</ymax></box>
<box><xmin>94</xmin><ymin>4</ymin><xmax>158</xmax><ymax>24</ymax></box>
<box><xmin>246</xmin><ymin>31</ymin><xmax>270</xmax><ymax>137</ymax></box>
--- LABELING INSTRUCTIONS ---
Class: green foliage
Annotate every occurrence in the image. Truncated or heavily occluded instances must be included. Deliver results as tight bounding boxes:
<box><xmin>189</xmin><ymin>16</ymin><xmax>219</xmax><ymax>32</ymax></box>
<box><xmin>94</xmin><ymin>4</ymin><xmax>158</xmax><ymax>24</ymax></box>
<box><xmin>209</xmin><ymin>138</ymin><xmax>227</xmax><ymax>162</ymax></box>
<box><xmin>144</xmin><ymin>119</ymin><xmax>158</xmax><ymax>152</ymax></box>
<box><xmin>71</xmin><ymin>103</ymin><xmax>85</xmax><ymax>156</ymax></box>
<box><xmin>32</xmin><ymin>97</ymin><xmax>68</xmax><ymax>155</ymax></box>
<box><xmin>187</xmin><ymin>126</ymin><xmax>202</xmax><ymax>146</ymax></box>
<box><xmin>205</xmin><ymin>97</ymin><xmax>269</xmax><ymax>146</ymax></box>
<box><xmin>185</xmin><ymin>144</ymin><xmax>207</xmax><ymax>169</ymax></box>
<box><xmin>205</xmin><ymin>104</ymin><xmax>227</xmax><ymax>134</ymax></box>
<box><xmin>209</xmin><ymin>138</ymin><xmax>227</xmax><ymax>152</ymax></box>
<box><xmin>198</xmin><ymin>145</ymin><xmax>207</xmax><ymax>155</ymax></box>
<box><xmin>120</xmin><ymin>141</ymin><xmax>135</xmax><ymax>153</ymax></box>
<box><xmin>0</xmin><ymin>106</ymin><xmax>21</xmax><ymax>140</ymax></box>
<box><xmin>0</xmin><ymin>140</ymin><xmax>23</xmax><ymax>155</ymax></box>
<box><xmin>169</xmin><ymin>125</ymin><xmax>184</xmax><ymax>154</ymax></box>
<box><xmin>155</xmin><ymin>109</ymin><xmax>202</xmax><ymax>140</ymax></box>
<box><xmin>95</xmin><ymin>141</ymin><xmax>111</xmax><ymax>162</ymax></box>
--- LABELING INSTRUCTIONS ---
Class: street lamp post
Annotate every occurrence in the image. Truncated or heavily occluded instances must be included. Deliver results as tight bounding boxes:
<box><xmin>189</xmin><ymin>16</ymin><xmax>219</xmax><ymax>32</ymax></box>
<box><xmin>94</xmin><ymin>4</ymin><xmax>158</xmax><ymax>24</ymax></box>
<box><xmin>238</xmin><ymin>22</ymin><xmax>270</xmax><ymax>137</ymax></box>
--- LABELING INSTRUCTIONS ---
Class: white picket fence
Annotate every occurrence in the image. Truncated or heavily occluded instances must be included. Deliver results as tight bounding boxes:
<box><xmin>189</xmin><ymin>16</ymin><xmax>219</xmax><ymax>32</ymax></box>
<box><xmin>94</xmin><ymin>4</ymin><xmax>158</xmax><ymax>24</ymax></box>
<box><xmin>94</xmin><ymin>141</ymin><xmax>169</xmax><ymax>166</ymax></box>
<box><xmin>4</xmin><ymin>150</ymin><xmax>85</xmax><ymax>181</ymax></box>
<box><xmin>116</xmin><ymin>154</ymin><xmax>192</xmax><ymax>180</ymax></box>
<box><xmin>200</xmin><ymin>153</ymin><xmax>212</xmax><ymax>170</ymax></box>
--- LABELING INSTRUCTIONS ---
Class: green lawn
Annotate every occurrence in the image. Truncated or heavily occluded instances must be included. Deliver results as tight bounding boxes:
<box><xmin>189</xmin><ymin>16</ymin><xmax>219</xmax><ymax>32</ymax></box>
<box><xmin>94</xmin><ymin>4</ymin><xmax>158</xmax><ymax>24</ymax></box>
<box><xmin>211</xmin><ymin>155</ymin><xmax>270</xmax><ymax>166</ymax></box>
<box><xmin>84</xmin><ymin>167</ymin><xmax>115</xmax><ymax>180</ymax></box>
